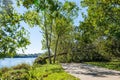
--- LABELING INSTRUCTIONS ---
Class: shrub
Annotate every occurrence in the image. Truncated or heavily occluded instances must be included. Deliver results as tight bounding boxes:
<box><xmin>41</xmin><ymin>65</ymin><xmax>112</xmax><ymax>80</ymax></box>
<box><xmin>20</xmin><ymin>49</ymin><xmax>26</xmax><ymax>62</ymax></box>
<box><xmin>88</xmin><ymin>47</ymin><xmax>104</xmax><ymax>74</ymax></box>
<box><xmin>2</xmin><ymin>70</ymin><xmax>29</xmax><ymax>80</ymax></box>
<box><xmin>34</xmin><ymin>57</ymin><xmax>47</xmax><ymax>65</ymax></box>
<box><xmin>0</xmin><ymin>67</ymin><xmax>10</xmax><ymax>73</ymax></box>
<box><xmin>12</xmin><ymin>63</ymin><xmax>31</xmax><ymax>70</ymax></box>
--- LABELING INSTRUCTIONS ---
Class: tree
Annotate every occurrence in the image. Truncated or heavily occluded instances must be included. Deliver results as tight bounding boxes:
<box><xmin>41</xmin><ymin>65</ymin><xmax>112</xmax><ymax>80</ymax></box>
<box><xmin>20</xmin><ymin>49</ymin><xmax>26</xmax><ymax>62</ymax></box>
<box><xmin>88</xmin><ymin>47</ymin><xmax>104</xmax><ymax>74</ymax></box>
<box><xmin>34</xmin><ymin>0</ymin><xmax>59</xmax><ymax>64</ymax></box>
<box><xmin>0</xmin><ymin>0</ymin><xmax>30</xmax><ymax>58</ymax></box>
<box><xmin>77</xmin><ymin>0</ymin><xmax>120</xmax><ymax>60</ymax></box>
<box><xmin>20</xmin><ymin>0</ymin><xmax>78</xmax><ymax>63</ymax></box>
<box><xmin>50</xmin><ymin>1</ymin><xmax>78</xmax><ymax>63</ymax></box>
<box><xmin>20</xmin><ymin>0</ymin><xmax>58</xmax><ymax>64</ymax></box>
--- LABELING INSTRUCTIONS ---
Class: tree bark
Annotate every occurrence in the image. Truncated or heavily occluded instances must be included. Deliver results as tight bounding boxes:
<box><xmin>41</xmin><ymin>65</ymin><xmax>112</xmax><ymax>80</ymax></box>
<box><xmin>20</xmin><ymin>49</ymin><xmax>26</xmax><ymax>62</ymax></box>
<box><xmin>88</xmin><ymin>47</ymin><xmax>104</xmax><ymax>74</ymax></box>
<box><xmin>53</xmin><ymin>35</ymin><xmax>59</xmax><ymax>63</ymax></box>
<box><xmin>44</xmin><ymin>20</ymin><xmax>52</xmax><ymax>64</ymax></box>
<box><xmin>44</xmin><ymin>0</ymin><xmax>52</xmax><ymax>64</ymax></box>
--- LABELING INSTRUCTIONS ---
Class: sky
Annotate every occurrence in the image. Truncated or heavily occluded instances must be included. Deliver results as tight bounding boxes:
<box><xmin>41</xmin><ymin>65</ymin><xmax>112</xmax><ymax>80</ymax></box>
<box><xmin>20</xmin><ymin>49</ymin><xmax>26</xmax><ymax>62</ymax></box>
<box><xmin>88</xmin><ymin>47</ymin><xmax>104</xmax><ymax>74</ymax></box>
<box><xmin>12</xmin><ymin>0</ymin><xmax>87</xmax><ymax>54</ymax></box>
<box><xmin>11</xmin><ymin>1</ymin><xmax>43</xmax><ymax>54</ymax></box>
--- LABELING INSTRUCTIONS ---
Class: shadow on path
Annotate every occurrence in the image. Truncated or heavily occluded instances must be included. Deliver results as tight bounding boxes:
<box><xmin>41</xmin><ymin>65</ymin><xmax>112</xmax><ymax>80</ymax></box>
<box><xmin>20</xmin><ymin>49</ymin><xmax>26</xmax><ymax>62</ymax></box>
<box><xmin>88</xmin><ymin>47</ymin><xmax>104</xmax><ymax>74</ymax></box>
<box><xmin>62</xmin><ymin>63</ymin><xmax>120</xmax><ymax>79</ymax></box>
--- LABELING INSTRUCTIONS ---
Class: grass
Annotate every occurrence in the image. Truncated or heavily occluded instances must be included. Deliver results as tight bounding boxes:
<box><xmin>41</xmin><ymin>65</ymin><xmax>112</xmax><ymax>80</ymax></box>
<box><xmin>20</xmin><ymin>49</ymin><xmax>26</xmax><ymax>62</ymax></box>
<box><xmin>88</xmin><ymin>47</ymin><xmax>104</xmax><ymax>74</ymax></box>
<box><xmin>85</xmin><ymin>62</ymin><xmax>120</xmax><ymax>71</ymax></box>
<box><xmin>29</xmin><ymin>64</ymin><xmax>79</xmax><ymax>80</ymax></box>
<box><xmin>0</xmin><ymin>63</ymin><xmax>79</xmax><ymax>80</ymax></box>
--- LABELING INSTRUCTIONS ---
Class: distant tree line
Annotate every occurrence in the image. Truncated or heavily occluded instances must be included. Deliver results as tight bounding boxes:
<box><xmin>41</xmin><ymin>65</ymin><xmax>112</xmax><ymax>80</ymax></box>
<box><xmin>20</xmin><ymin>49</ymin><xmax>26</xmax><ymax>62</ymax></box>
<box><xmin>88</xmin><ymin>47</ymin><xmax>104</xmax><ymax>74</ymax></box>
<box><xmin>13</xmin><ymin>53</ymin><xmax>41</xmax><ymax>58</ymax></box>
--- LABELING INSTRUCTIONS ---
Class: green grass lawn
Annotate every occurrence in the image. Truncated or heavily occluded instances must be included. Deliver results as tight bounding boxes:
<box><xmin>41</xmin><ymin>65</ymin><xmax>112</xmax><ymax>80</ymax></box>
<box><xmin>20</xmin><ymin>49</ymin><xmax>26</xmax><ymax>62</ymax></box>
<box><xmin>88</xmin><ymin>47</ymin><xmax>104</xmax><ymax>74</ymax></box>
<box><xmin>30</xmin><ymin>64</ymin><xmax>79</xmax><ymax>80</ymax></box>
<box><xmin>85</xmin><ymin>62</ymin><xmax>120</xmax><ymax>71</ymax></box>
<box><xmin>0</xmin><ymin>63</ymin><xmax>79</xmax><ymax>80</ymax></box>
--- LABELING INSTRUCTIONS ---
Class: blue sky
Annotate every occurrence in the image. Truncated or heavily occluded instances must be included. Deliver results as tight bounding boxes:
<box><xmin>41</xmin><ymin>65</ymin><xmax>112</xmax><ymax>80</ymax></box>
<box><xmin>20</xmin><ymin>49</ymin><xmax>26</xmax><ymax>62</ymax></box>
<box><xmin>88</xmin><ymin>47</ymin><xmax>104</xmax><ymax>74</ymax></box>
<box><xmin>12</xmin><ymin>1</ymin><xmax>43</xmax><ymax>54</ymax></box>
<box><xmin>12</xmin><ymin>0</ymin><xmax>87</xmax><ymax>54</ymax></box>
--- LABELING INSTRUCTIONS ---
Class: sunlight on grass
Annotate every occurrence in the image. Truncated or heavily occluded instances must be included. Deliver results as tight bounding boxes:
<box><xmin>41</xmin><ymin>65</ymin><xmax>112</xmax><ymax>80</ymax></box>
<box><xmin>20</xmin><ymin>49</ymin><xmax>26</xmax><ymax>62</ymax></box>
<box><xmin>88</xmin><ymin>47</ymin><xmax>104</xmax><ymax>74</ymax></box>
<box><xmin>0</xmin><ymin>63</ymin><xmax>79</xmax><ymax>80</ymax></box>
<box><xmin>30</xmin><ymin>64</ymin><xmax>79</xmax><ymax>80</ymax></box>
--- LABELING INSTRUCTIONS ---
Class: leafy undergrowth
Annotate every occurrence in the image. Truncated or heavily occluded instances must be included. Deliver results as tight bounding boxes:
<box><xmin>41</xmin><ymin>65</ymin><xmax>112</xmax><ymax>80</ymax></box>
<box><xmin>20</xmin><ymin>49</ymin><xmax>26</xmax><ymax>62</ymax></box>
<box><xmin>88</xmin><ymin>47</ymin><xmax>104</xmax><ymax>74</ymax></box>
<box><xmin>85</xmin><ymin>62</ymin><xmax>120</xmax><ymax>71</ymax></box>
<box><xmin>0</xmin><ymin>63</ymin><xmax>79</xmax><ymax>80</ymax></box>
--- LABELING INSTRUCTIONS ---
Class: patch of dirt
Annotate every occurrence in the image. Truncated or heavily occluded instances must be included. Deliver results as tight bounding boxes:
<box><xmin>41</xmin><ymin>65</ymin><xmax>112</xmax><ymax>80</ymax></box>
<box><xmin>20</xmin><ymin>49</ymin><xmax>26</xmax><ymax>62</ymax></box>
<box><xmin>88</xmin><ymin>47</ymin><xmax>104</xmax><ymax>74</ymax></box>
<box><xmin>61</xmin><ymin>63</ymin><xmax>120</xmax><ymax>80</ymax></box>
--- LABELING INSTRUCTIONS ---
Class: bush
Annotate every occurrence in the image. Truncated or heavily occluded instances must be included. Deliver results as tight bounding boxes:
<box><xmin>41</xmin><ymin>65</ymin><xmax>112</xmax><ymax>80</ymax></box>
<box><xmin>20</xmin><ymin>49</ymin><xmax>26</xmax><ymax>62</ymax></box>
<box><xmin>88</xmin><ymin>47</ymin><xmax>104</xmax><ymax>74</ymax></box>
<box><xmin>1</xmin><ymin>63</ymin><xmax>32</xmax><ymax>80</ymax></box>
<box><xmin>2</xmin><ymin>70</ymin><xmax>29</xmax><ymax>80</ymax></box>
<box><xmin>12</xmin><ymin>63</ymin><xmax>31</xmax><ymax>70</ymax></box>
<box><xmin>34</xmin><ymin>57</ymin><xmax>47</xmax><ymax>65</ymax></box>
<box><xmin>0</xmin><ymin>67</ymin><xmax>10</xmax><ymax>73</ymax></box>
<box><xmin>57</xmin><ymin>52</ymin><xmax>110</xmax><ymax>63</ymax></box>
<box><xmin>57</xmin><ymin>54</ymin><xmax>72</xmax><ymax>63</ymax></box>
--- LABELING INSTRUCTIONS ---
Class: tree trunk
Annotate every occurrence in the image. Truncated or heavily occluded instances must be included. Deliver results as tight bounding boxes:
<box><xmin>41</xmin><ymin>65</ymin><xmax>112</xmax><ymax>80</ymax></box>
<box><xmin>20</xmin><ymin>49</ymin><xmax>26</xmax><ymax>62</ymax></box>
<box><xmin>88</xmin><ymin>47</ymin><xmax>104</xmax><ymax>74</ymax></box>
<box><xmin>45</xmin><ymin>21</ymin><xmax>52</xmax><ymax>64</ymax></box>
<box><xmin>44</xmin><ymin>2</ymin><xmax>52</xmax><ymax>64</ymax></box>
<box><xmin>53</xmin><ymin>35</ymin><xmax>59</xmax><ymax>63</ymax></box>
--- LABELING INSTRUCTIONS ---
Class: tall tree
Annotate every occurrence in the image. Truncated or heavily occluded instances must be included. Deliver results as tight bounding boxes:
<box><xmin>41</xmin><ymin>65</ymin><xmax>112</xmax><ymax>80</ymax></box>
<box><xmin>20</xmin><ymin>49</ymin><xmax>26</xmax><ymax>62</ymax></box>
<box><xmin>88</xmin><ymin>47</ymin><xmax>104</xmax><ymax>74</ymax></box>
<box><xmin>21</xmin><ymin>0</ymin><xmax>78</xmax><ymax>63</ymax></box>
<box><xmin>51</xmin><ymin>1</ymin><xmax>78</xmax><ymax>63</ymax></box>
<box><xmin>21</xmin><ymin>0</ymin><xmax>60</xmax><ymax>64</ymax></box>
<box><xmin>78</xmin><ymin>0</ymin><xmax>120</xmax><ymax>60</ymax></box>
<box><xmin>0</xmin><ymin>0</ymin><xmax>30</xmax><ymax>58</ymax></box>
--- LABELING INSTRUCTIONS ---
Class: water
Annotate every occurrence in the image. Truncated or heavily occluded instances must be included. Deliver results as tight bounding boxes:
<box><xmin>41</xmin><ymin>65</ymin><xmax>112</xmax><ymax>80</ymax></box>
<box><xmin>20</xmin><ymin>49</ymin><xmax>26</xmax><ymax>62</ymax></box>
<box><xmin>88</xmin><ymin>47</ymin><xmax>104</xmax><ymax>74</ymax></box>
<box><xmin>0</xmin><ymin>58</ymin><xmax>36</xmax><ymax>68</ymax></box>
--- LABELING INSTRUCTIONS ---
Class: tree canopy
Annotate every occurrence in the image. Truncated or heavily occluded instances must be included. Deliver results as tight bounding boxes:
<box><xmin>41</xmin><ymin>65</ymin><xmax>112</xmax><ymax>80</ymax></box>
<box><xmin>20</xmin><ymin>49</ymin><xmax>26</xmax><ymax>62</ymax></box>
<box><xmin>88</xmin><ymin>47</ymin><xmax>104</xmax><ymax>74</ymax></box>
<box><xmin>0</xmin><ymin>0</ymin><xmax>30</xmax><ymax>58</ymax></box>
<box><xmin>0</xmin><ymin>0</ymin><xmax>120</xmax><ymax>63</ymax></box>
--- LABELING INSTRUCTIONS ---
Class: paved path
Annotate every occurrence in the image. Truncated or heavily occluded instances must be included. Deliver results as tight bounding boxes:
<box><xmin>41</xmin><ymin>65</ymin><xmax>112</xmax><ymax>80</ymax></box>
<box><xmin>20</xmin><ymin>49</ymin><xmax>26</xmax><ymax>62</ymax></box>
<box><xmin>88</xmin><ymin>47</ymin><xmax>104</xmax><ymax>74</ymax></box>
<box><xmin>61</xmin><ymin>63</ymin><xmax>120</xmax><ymax>80</ymax></box>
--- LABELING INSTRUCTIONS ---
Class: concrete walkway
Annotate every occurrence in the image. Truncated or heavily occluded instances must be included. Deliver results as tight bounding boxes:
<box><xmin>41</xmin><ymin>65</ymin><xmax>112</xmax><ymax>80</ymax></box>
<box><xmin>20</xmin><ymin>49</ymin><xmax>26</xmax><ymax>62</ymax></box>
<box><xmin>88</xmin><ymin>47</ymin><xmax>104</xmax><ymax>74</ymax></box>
<box><xmin>61</xmin><ymin>63</ymin><xmax>120</xmax><ymax>80</ymax></box>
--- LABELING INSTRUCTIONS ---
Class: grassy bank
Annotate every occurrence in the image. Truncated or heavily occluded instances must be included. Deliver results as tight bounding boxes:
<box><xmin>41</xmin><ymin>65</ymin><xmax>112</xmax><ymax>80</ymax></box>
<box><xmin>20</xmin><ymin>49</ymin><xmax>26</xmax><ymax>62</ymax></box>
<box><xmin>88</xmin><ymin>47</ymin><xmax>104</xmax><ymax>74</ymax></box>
<box><xmin>85</xmin><ymin>62</ymin><xmax>120</xmax><ymax>71</ymax></box>
<box><xmin>0</xmin><ymin>63</ymin><xmax>79</xmax><ymax>80</ymax></box>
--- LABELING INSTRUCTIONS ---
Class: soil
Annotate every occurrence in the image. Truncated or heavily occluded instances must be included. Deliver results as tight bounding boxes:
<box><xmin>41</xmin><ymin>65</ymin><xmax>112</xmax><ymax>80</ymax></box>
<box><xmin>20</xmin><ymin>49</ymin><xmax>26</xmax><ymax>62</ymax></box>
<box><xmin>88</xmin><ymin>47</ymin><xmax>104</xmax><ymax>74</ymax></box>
<box><xmin>62</xmin><ymin>63</ymin><xmax>120</xmax><ymax>80</ymax></box>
